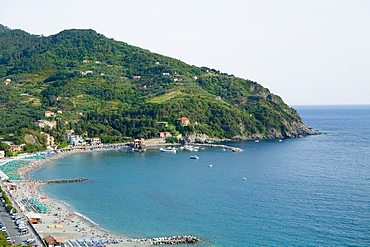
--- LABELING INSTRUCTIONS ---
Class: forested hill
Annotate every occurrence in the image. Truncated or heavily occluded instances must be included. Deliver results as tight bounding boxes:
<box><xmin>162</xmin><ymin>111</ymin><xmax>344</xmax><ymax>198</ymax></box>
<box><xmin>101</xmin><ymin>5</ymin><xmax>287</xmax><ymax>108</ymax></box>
<box><xmin>0</xmin><ymin>25</ymin><xmax>315</xmax><ymax>147</ymax></box>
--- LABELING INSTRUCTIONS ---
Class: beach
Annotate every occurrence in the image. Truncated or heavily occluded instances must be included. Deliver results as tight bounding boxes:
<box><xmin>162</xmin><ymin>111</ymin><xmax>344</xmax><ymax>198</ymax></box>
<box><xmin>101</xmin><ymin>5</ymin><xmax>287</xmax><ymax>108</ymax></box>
<box><xmin>2</xmin><ymin>150</ymin><xmax>154</xmax><ymax>247</ymax></box>
<box><xmin>1</xmin><ymin>148</ymin><xmax>199</xmax><ymax>246</ymax></box>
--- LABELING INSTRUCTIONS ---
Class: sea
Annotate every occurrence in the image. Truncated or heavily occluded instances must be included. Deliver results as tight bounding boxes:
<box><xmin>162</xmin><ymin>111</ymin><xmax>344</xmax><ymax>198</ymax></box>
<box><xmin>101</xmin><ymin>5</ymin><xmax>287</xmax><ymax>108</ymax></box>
<box><xmin>30</xmin><ymin>105</ymin><xmax>370</xmax><ymax>246</ymax></box>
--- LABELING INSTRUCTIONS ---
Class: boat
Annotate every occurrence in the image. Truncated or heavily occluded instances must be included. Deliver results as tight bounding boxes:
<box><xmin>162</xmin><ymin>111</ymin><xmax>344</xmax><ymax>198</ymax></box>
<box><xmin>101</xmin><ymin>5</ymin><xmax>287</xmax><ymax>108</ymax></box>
<box><xmin>208</xmin><ymin>164</ymin><xmax>213</xmax><ymax>167</ymax></box>
<box><xmin>160</xmin><ymin>147</ymin><xmax>177</xmax><ymax>153</ymax></box>
<box><xmin>190</xmin><ymin>155</ymin><xmax>199</xmax><ymax>159</ymax></box>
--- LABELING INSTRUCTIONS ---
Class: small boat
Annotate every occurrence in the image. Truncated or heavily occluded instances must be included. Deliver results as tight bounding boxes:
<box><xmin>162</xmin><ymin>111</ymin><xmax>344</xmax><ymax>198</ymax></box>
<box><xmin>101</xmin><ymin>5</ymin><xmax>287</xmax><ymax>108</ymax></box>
<box><xmin>243</xmin><ymin>177</ymin><xmax>247</xmax><ymax>181</ymax></box>
<box><xmin>255</xmin><ymin>140</ymin><xmax>259</xmax><ymax>143</ymax></box>
<box><xmin>208</xmin><ymin>164</ymin><xmax>213</xmax><ymax>167</ymax></box>
<box><xmin>190</xmin><ymin>155</ymin><xmax>199</xmax><ymax>159</ymax></box>
<box><xmin>160</xmin><ymin>147</ymin><xmax>177</xmax><ymax>153</ymax></box>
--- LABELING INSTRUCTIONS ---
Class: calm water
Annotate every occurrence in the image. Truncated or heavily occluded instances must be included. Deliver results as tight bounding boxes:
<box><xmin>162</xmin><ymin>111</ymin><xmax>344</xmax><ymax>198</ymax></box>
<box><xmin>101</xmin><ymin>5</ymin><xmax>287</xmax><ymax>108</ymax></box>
<box><xmin>31</xmin><ymin>105</ymin><xmax>370</xmax><ymax>246</ymax></box>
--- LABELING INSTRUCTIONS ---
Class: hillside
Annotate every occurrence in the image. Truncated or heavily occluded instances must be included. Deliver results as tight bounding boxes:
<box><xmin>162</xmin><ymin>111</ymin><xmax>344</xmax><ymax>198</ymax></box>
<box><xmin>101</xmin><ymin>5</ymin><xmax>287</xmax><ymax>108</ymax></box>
<box><xmin>0</xmin><ymin>25</ymin><xmax>315</xmax><ymax>149</ymax></box>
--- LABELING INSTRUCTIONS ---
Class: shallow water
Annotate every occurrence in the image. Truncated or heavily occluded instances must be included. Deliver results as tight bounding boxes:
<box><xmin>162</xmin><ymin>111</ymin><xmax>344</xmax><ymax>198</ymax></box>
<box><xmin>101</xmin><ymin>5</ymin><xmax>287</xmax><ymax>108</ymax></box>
<box><xmin>31</xmin><ymin>105</ymin><xmax>370</xmax><ymax>246</ymax></box>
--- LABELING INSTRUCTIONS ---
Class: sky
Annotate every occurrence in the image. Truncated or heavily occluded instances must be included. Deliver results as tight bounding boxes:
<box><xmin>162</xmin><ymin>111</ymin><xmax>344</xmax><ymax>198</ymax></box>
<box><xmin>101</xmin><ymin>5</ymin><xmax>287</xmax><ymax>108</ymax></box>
<box><xmin>1</xmin><ymin>0</ymin><xmax>369</xmax><ymax>105</ymax></box>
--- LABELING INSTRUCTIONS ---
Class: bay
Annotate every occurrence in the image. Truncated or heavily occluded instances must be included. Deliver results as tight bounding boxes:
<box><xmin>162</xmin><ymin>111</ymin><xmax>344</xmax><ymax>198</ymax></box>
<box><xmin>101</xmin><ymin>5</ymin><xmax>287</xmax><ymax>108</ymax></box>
<box><xmin>30</xmin><ymin>105</ymin><xmax>370</xmax><ymax>246</ymax></box>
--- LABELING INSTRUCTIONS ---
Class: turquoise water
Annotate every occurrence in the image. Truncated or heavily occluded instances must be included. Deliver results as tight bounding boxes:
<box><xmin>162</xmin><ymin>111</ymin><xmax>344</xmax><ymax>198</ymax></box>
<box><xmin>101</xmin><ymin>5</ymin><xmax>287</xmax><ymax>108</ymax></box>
<box><xmin>31</xmin><ymin>105</ymin><xmax>370</xmax><ymax>246</ymax></box>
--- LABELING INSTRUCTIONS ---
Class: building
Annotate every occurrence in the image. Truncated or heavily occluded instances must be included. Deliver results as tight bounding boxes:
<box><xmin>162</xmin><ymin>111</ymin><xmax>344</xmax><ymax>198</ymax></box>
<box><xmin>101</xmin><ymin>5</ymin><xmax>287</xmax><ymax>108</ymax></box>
<box><xmin>25</xmin><ymin>213</ymin><xmax>43</xmax><ymax>224</ymax></box>
<box><xmin>65</xmin><ymin>135</ymin><xmax>85</xmax><ymax>146</ymax></box>
<box><xmin>159</xmin><ymin>132</ymin><xmax>172</xmax><ymax>138</ymax></box>
<box><xmin>90</xmin><ymin>137</ymin><xmax>101</xmax><ymax>145</ymax></box>
<box><xmin>44</xmin><ymin>111</ymin><xmax>55</xmax><ymax>117</ymax></box>
<box><xmin>9</xmin><ymin>145</ymin><xmax>23</xmax><ymax>152</ymax></box>
<box><xmin>44</xmin><ymin>133</ymin><xmax>55</xmax><ymax>146</ymax></box>
<box><xmin>43</xmin><ymin>235</ymin><xmax>65</xmax><ymax>247</ymax></box>
<box><xmin>134</xmin><ymin>138</ymin><xmax>144</xmax><ymax>148</ymax></box>
<box><xmin>175</xmin><ymin>117</ymin><xmax>190</xmax><ymax>126</ymax></box>
<box><xmin>65</xmin><ymin>130</ymin><xmax>74</xmax><ymax>136</ymax></box>
<box><xmin>36</xmin><ymin>120</ymin><xmax>57</xmax><ymax>129</ymax></box>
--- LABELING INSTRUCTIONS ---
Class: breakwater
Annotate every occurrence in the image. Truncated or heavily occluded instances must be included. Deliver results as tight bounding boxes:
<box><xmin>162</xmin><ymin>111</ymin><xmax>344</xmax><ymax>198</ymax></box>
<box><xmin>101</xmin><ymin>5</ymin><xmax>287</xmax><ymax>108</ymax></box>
<box><xmin>151</xmin><ymin>235</ymin><xmax>199</xmax><ymax>245</ymax></box>
<box><xmin>36</xmin><ymin>178</ymin><xmax>88</xmax><ymax>184</ymax></box>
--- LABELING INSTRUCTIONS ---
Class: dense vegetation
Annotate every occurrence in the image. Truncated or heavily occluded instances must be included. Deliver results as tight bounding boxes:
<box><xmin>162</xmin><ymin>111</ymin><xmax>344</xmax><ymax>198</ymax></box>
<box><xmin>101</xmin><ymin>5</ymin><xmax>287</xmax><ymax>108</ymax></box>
<box><xmin>0</xmin><ymin>24</ymin><xmax>313</xmax><ymax>149</ymax></box>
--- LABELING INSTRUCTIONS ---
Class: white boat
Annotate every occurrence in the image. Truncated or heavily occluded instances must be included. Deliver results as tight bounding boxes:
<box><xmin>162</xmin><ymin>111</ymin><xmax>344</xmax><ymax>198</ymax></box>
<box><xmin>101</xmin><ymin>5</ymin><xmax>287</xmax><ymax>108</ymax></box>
<box><xmin>208</xmin><ymin>164</ymin><xmax>213</xmax><ymax>167</ymax></box>
<box><xmin>190</xmin><ymin>155</ymin><xmax>199</xmax><ymax>159</ymax></box>
<box><xmin>160</xmin><ymin>147</ymin><xmax>177</xmax><ymax>153</ymax></box>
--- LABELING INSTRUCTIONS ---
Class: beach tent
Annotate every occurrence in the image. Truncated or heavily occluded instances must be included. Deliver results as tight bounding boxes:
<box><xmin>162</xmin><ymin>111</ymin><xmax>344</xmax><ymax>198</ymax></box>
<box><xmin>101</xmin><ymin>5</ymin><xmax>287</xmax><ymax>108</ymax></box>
<box><xmin>25</xmin><ymin>213</ymin><xmax>43</xmax><ymax>224</ymax></box>
<box><xmin>43</xmin><ymin>235</ymin><xmax>65</xmax><ymax>247</ymax></box>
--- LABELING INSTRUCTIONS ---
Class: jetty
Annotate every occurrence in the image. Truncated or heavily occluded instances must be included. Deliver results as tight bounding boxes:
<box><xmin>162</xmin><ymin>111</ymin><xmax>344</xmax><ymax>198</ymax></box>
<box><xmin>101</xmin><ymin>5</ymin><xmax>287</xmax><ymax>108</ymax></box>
<box><xmin>35</xmin><ymin>178</ymin><xmax>88</xmax><ymax>184</ymax></box>
<box><xmin>150</xmin><ymin>235</ymin><xmax>199</xmax><ymax>245</ymax></box>
<box><xmin>196</xmin><ymin>143</ymin><xmax>243</xmax><ymax>152</ymax></box>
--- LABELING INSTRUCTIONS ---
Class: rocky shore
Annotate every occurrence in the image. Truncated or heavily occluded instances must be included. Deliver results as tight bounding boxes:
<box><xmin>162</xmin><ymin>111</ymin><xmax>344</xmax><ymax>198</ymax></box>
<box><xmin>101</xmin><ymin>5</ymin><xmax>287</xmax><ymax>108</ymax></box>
<box><xmin>184</xmin><ymin>122</ymin><xmax>319</xmax><ymax>143</ymax></box>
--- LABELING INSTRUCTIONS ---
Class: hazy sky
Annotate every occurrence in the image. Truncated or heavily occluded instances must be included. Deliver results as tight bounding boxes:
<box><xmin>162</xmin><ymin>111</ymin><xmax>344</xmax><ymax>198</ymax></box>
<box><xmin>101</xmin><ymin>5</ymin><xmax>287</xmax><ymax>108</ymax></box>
<box><xmin>1</xmin><ymin>0</ymin><xmax>369</xmax><ymax>105</ymax></box>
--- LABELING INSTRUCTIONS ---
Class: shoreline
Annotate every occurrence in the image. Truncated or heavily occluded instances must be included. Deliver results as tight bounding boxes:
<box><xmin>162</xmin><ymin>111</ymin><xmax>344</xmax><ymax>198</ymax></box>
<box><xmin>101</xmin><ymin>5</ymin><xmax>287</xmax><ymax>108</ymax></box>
<box><xmin>8</xmin><ymin>149</ymin><xmax>148</xmax><ymax>246</ymax></box>
<box><xmin>1</xmin><ymin>148</ymin><xmax>200</xmax><ymax>246</ymax></box>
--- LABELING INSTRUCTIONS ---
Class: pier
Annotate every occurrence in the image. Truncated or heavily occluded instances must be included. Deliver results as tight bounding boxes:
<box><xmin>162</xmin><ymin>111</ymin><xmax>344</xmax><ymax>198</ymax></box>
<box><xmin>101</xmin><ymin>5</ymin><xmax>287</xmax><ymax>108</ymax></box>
<box><xmin>196</xmin><ymin>143</ymin><xmax>243</xmax><ymax>152</ymax></box>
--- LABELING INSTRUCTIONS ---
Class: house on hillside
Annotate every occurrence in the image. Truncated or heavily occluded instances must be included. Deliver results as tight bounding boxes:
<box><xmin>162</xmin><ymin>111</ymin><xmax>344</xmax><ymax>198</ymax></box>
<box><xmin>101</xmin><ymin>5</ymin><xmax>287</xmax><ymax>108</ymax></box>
<box><xmin>159</xmin><ymin>132</ymin><xmax>172</xmax><ymax>138</ymax></box>
<box><xmin>44</xmin><ymin>111</ymin><xmax>55</xmax><ymax>117</ymax></box>
<box><xmin>65</xmin><ymin>130</ymin><xmax>74</xmax><ymax>136</ymax></box>
<box><xmin>36</xmin><ymin>120</ymin><xmax>57</xmax><ymax>129</ymax></box>
<box><xmin>44</xmin><ymin>133</ymin><xmax>55</xmax><ymax>146</ymax></box>
<box><xmin>175</xmin><ymin>117</ymin><xmax>190</xmax><ymax>126</ymax></box>
<box><xmin>3</xmin><ymin>79</ymin><xmax>11</xmax><ymax>85</ymax></box>
<box><xmin>9</xmin><ymin>144</ymin><xmax>23</xmax><ymax>152</ymax></box>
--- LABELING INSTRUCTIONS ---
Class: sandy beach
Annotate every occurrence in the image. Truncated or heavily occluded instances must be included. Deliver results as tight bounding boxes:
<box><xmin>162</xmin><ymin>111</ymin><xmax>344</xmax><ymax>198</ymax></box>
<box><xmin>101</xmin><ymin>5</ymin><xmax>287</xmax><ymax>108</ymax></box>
<box><xmin>2</xmin><ymin>150</ymin><xmax>155</xmax><ymax>247</ymax></box>
<box><xmin>1</xmin><ymin>148</ymin><xmax>199</xmax><ymax>246</ymax></box>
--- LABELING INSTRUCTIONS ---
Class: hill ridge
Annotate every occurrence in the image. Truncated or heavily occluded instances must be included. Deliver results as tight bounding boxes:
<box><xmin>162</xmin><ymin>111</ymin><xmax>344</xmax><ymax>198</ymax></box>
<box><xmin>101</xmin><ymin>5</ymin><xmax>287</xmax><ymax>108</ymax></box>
<box><xmin>0</xmin><ymin>25</ymin><xmax>316</xmax><ymax>151</ymax></box>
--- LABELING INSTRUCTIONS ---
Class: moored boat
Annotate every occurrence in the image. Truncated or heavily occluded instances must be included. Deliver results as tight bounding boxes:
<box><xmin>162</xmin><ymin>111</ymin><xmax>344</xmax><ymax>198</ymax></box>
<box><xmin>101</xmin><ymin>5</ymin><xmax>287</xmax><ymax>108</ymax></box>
<box><xmin>160</xmin><ymin>147</ymin><xmax>177</xmax><ymax>153</ymax></box>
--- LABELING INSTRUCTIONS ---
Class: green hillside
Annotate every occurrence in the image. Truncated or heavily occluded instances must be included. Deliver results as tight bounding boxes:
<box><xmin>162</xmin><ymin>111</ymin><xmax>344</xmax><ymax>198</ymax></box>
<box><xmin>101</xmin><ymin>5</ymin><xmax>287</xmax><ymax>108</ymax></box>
<box><xmin>0</xmin><ymin>26</ymin><xmax>315</xmax><ymax>148</ymax></box>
